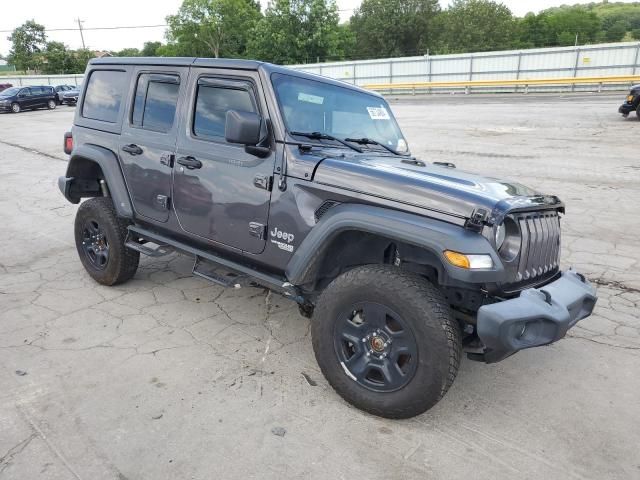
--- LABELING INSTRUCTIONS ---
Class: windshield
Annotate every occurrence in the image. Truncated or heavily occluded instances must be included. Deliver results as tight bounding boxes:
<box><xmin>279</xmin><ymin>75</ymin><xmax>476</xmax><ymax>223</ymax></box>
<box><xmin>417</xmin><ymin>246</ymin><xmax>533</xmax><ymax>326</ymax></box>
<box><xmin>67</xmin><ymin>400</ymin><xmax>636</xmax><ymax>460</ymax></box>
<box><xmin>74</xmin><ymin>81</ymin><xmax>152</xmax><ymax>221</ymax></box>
<box><xmin>271</xmin><ymin>73</ymin><xmax>408</xmax><ymax>154</ymax></box>
<box><xmin>0</xmin><ymin>87</ymin><xmax>20</xmax><ymax>97</ymax></box>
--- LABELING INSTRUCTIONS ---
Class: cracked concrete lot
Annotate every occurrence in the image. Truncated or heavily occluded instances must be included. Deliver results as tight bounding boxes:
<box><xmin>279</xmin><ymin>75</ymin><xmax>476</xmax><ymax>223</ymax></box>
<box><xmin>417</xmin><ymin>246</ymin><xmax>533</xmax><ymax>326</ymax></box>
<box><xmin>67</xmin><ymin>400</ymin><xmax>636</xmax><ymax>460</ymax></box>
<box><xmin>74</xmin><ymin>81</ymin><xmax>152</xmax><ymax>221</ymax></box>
<box><xmin>1</xmin><ymin>94</ymin><xmax>639</xmax><ymax>480</ymax></box>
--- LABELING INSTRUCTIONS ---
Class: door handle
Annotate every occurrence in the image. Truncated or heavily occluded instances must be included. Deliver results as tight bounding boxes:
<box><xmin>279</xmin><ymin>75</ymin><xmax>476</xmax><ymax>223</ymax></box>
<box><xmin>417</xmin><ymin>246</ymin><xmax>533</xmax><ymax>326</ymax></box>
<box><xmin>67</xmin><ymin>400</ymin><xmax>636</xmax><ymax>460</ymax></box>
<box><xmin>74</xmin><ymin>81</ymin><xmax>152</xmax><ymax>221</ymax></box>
<box><xmin>122</xmin><ymin>144</ymin><xmax>143</xmax><ymax>155</ymax></box>
<box><xmin>176</xmin><ymin>156</ymin><xmax>202</xmax><ymax>170</ymax></box>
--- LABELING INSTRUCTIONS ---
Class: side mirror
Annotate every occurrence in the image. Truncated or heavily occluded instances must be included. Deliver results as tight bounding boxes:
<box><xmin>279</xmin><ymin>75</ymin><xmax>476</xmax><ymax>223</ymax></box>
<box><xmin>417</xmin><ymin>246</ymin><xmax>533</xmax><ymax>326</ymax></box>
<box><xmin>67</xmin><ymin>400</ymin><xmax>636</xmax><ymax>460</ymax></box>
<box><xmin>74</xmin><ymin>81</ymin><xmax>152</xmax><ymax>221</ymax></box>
<box><xmin>225</xmin><ymin>110</ymin><xmax>262</xmax><ymax>145</ymax></box>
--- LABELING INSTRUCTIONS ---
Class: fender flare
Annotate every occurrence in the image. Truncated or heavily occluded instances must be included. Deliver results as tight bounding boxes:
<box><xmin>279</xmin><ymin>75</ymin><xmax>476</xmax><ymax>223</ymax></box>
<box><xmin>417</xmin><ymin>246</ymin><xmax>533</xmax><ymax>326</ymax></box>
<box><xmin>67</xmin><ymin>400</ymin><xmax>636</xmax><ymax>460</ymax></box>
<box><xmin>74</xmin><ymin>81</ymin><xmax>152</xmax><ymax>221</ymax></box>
<box><xmin>285</xmin><ymin>203</ymin><xmax>505</xmax><ymax>286</ymax></box>
<box><xmin>58</xmin><ymin>144</ymin><xmax>133</xmax><ymax>218</ymax></box>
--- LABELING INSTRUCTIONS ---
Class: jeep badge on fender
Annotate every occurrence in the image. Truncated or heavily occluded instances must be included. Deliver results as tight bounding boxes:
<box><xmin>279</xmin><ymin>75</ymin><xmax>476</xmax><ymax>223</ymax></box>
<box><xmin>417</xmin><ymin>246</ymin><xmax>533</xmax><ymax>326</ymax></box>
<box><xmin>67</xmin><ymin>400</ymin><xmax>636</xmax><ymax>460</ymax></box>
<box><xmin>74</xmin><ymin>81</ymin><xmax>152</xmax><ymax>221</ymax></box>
<box><xmin>58</xmin><ymin>57</ymin><xmax>597</xmax><ymax>419</ymax></box>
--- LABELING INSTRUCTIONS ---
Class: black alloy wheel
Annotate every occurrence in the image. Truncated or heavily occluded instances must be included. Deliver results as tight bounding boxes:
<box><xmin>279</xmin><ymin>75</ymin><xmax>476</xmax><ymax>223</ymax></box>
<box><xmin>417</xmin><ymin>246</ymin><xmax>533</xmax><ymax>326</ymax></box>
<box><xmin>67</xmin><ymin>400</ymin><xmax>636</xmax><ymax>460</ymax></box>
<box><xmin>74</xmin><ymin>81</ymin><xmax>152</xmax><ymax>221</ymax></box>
<box><xmin>334</xmin><ymin>302</ymin><xmax>418</xmax><ymax>392</ymax></box>
<box><xmin>80</xmin><ymin>218</ymin><xmax>110</xmax><ymax>270</ymax></box>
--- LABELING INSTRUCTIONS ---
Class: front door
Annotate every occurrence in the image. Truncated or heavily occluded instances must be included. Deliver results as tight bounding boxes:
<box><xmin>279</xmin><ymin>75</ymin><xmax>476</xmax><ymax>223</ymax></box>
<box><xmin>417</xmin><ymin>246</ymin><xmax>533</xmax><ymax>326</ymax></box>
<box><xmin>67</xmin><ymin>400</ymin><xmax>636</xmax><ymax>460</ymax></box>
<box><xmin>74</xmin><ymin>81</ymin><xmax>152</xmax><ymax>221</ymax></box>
<box><xmin>119</xmin><ymin>67</ymin><xmax>189</xmax><ymax>223</ymax></box>
<box><xmin>173</xmin><ymin>68</ymin><xmax>275</xmax><ymax>254</ymax></box>
<box><xmin>21</xmin><ymin>88</ymin><xmax>36</xmax><ymax>109</ymax></box>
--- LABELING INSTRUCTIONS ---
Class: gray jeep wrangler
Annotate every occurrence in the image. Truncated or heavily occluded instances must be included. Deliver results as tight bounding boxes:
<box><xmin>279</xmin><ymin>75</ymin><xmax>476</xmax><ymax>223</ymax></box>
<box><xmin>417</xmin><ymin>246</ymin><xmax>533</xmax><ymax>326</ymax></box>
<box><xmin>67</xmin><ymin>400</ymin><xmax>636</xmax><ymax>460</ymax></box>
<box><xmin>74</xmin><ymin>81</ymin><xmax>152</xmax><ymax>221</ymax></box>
<box><xmin>59</xmin><ymin>58</ymin><xmax>597</xmax><ymax>418</ymax></box>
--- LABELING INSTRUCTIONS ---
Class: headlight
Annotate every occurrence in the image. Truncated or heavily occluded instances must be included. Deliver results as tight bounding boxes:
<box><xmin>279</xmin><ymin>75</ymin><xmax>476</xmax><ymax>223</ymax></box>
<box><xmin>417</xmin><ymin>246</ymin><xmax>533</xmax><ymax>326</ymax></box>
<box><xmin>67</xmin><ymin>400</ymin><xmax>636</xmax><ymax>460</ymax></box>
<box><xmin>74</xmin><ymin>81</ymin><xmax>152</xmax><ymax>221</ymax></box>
<box><xmin>495</xmin><ymin>217</ymin><xmax>521</xmax><ymax>261</ymax></box>
<box><xmin>444</xmin><ymin>250</ymin><xmax>494</xmax><ymax>270</ymax></box>
<box><xmin>627</xmin><ymin>95</ymin><xmax>635</xmax><ymax>102</ymax></box>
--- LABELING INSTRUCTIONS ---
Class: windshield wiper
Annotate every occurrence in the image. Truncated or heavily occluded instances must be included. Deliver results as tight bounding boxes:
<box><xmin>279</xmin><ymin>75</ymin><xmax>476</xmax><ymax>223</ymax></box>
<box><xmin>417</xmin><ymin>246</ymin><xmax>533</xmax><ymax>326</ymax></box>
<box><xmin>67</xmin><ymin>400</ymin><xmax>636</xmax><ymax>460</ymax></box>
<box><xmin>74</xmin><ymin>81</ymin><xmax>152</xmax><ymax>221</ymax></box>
<box><xmin>289</xmin><ymin>131</ymin><xmax>363</xmax><ymax>153</ymax></box>
<box><xmin>344</xmin><ymin>137</ymin><xmax>401</xmax><ymax>156</ymax></box>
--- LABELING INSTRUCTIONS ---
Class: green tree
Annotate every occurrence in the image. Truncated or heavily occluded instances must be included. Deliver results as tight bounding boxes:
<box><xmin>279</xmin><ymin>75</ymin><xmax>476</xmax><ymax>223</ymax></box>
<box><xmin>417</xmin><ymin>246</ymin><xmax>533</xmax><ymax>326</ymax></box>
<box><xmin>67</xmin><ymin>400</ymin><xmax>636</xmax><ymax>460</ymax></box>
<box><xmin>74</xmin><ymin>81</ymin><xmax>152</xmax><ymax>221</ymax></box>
<box><xmin>42</xmin><ymin>41</ymin><xmax>72</xmax><ymax>74</ymax></box>
<box><xmin>349</xmin><ymin>0</ymin><xmax>440</xmax><ymax>59</ymax></box>
<box><xmin>247</xmin><ymin>0</ymin><xmax>344</xmax><ymax>64</ymax></box>
<box><xmin>155</xmin><ymin>43</ymin><xmax>181</xmax><ymax>57</ymax></box>
<box><xmin>440</xmin><ymin>0</ymin><xmax>517</xmax><ymax>53</ymax></box>
<box><xmin>116</xmin><ymin>48</ymin><xmax>142</xmax><ymax>57</ymax></box>
<box><xmin>7</xmin><ymin>20</ymin><xmax>46</xmax><ymax>72</ymax></box>
<box><xmin>518</xmin><ymin>6</ymin><xmax>601</xmax><ymax>47</ymax></box>
<box><xmin>141</xmin><ymin>41</ymin><xmax>162</xmax><ymax>56</ymax></box>
<box><xmin>67</xmin><ymin>49</ymin><xmax>96</xmax><ymax>73</ymax></box>
<box><xmin>166</xmin><ymin>0</ymin><xmax>261</xmax><ymax>58</ymax></box>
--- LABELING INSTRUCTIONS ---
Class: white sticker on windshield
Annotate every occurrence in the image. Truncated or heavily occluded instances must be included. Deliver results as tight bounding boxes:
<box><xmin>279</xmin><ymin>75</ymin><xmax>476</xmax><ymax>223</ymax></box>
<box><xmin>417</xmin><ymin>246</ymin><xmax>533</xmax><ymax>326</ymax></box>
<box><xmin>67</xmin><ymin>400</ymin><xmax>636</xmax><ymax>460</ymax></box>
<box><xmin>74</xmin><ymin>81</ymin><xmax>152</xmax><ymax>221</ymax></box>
<box><xmin>298</xmin><ymin>92</ymin><xmax>324</xmax><ymax>105</ymax></box>
<box><xmin>367</xmin><ymin>106</ymin><xmax>390</xmax><ymax>120</ymax></box>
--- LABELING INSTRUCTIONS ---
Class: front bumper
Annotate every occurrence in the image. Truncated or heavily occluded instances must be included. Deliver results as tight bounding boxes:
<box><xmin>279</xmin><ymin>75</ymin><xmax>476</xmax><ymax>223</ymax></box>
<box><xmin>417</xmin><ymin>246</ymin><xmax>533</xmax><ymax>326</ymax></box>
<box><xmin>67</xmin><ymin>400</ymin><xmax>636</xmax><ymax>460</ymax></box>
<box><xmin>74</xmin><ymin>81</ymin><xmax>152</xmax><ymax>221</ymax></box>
<box><xmin>619</xmin><ymin>103</ymin><xmax>635</xmax><ymax>115</ymax></box>
<box><xmin>474</xmin><ymin>270</ymin><xmax>597</xmax><ymax>363</ymax></box>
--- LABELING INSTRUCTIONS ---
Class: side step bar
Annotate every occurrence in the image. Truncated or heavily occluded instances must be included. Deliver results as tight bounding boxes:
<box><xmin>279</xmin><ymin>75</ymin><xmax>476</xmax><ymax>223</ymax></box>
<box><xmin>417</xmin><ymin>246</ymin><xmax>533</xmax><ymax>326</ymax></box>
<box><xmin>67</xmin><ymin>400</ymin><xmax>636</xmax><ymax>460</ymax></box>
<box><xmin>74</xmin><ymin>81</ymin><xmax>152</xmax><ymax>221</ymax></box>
<box><xmin>127</xmin><ymin>226</ymin><xmax>305</xmax><ymax>303</ymax></box>
<box><xmin>125</xmin><ymin>238</ymin><xmax>174</xmax><ymax>257</ymax></box>
<box><xmin>192</xmin><ymin>256</ymin><xmax>246</xmax><ymax>289</ymax></box>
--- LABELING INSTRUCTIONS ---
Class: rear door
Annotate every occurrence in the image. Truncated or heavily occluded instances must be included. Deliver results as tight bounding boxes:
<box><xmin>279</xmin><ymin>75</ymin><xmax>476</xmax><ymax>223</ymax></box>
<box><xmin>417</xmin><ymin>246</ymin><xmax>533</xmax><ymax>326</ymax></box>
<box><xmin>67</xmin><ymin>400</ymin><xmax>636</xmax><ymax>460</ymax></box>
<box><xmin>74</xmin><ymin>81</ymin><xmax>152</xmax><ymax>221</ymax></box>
<box><xmin>172</xmin><ymin>67</ymin><xmax>275</xmax><ymax>254</ymax></box>
<box><xmin>119</xmin><ymin>66</ymin><xmax>188</xmax><ymax>223</ymax></box>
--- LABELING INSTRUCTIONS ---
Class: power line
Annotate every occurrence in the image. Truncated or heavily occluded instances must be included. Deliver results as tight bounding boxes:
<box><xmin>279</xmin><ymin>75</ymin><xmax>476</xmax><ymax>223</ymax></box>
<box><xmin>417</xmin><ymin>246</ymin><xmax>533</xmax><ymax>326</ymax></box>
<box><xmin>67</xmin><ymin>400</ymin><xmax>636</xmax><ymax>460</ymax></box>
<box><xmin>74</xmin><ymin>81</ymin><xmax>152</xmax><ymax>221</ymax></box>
<box><xmin>0</xmin><ymin>24</ymin><xmax>168</xmax><ymax>33</ymax></box>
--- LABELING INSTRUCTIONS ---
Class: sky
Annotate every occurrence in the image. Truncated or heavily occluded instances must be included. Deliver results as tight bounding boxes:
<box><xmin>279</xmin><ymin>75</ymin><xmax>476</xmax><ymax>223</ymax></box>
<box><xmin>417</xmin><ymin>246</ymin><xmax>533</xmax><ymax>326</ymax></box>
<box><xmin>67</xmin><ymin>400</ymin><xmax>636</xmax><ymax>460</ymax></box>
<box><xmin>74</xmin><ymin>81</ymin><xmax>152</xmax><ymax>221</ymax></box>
<box><xmin>1</xmin><ymin>0</ymin><xmax>638</xmax><ymax>56</ymax></box>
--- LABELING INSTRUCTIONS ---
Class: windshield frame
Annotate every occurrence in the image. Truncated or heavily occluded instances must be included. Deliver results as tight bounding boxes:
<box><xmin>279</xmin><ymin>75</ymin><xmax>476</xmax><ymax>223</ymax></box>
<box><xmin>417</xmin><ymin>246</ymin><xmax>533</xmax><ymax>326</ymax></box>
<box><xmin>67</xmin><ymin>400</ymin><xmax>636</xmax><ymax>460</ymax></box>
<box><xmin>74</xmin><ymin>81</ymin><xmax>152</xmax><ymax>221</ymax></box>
<box><xmin>270</xmin><ymin>72</ymin><xmax>409</xmax><ymax>156</ymax></box>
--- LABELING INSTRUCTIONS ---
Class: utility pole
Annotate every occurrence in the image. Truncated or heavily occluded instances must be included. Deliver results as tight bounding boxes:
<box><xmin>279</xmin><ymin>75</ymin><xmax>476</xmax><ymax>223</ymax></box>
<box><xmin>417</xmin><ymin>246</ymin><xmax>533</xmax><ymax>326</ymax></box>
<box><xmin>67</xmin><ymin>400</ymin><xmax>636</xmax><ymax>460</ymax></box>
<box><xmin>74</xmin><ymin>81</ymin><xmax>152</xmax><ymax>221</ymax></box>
<box><xmin>77</xmin><ymin>18</ymin><xmax>86</xmax><ymax>49</ymax></box>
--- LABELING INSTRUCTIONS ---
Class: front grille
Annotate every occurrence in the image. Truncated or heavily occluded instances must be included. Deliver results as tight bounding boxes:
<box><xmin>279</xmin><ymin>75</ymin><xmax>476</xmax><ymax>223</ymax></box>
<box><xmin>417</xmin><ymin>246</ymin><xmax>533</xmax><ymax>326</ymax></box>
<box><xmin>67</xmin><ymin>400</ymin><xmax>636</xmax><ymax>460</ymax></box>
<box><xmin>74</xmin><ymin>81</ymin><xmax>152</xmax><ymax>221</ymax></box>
<box><xmin>508</xmin><ymin>211</ymin><xmax>561</xmax><ymax>289</ymax></box>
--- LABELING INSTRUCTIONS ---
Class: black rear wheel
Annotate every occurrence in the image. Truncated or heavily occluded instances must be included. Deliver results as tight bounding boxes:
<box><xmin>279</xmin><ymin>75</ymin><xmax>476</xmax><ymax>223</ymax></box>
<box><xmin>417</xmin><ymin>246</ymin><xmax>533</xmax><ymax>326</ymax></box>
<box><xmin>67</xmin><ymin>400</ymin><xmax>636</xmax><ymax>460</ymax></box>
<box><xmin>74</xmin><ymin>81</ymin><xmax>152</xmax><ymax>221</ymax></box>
<box><xmin>74</xmin><ymin>197</ymin><xmax>139</xmax><ymax>285</ymax></box>
<box><xmin>47</xmin><ymin>99</ymin><xmax>56</xmax><ymax>110</ymax></box>
<box><xmin>312</xmin><ymin>265</ymin><xmax>461</xmax><ymax>419</ymax></box>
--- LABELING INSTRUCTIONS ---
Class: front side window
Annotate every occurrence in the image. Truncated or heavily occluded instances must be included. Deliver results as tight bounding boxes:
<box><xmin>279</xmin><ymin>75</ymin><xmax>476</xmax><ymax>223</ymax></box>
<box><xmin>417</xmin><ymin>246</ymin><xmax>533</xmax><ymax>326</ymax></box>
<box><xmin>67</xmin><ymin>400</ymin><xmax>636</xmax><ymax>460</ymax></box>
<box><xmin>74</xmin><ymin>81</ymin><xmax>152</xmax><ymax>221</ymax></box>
<box><xmin>82</xmin><ymin>70</ymin><xmax>127</xmax><ymax>123</ymax></box>
<box><xmin>271</xmin><ymin>73</ymin><xmax>408</xmax><ymax>154</ymax></box>
<box><xmin>193</xmin><ymin>81</ymin><xmax>256</xmax><ymax>139</ymax></box>
<box><xmin>131</xmin><ymin>73</ymin><xmax>180</xmax><ymax>133</ymax></box>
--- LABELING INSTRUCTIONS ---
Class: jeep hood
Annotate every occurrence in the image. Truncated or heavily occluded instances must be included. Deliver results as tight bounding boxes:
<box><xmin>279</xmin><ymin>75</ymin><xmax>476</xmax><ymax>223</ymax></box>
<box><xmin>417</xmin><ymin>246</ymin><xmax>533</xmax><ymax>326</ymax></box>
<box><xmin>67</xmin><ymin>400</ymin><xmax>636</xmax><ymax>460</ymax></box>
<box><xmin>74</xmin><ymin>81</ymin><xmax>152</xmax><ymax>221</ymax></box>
<box><xmin>313</xmin><ymin>155</ymin><xmax>562</xmax><ymax>221</ymax></box>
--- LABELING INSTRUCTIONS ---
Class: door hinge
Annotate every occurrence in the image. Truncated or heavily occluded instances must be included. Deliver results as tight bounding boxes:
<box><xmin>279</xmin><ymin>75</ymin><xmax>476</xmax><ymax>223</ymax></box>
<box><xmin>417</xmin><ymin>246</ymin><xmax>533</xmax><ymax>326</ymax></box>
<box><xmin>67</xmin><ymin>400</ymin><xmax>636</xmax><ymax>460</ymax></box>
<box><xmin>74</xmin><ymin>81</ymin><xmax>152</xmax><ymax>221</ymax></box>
<box><xmin>160</xmin><ymin>153</ymin><xmax>175</xmax><ymax>168</ymax></box>
<box><xmin>253</xmin><ymin>174</ymin><xmax>273</xmax><ymax>191</ymax></box>
<box><xmin>248</xmin><ymin>222</ymin><xmax>267</xmax><ymax>240</ymax></box>
<box><xmin>156</xmin><ymin>194</ymin><xmax>170</xmax><ymax>210</ymax></box>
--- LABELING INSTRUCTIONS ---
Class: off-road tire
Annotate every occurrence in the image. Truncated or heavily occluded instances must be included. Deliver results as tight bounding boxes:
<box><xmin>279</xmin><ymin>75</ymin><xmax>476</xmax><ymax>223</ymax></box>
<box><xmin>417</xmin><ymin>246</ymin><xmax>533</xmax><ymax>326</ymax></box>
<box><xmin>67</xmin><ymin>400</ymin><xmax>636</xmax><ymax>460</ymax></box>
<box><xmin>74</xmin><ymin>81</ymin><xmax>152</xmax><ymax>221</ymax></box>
<box><xmin>74</xmin><ymin>197</ymin><xmax>139</xmax><ymax>285</ymax></box>
<box><xmin>312</xmin><ymin>265</ymin><xmax>461</xmax><ymax>419</ymax></box>
<box><xmin>636</xmin><ymin>104</ymin><xmax>640</xmax><ymax>120</ymax></box>
<box><xmin>11</xmin><ymin>103</ymin><xmax>20</xmax><ymax>113</ymax></box>
<box><xmin>47</xmin><ymin>99</ymin><xmax>56</xmax><ymax>110</ymax></box>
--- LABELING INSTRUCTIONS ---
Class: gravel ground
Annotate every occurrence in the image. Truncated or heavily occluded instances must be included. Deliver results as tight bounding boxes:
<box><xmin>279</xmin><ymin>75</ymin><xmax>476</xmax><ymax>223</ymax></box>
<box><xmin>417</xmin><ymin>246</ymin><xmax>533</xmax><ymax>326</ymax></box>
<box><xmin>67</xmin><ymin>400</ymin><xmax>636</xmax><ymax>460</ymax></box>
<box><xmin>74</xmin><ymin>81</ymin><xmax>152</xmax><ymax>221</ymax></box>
<box><xmin>0</xmin><ymin>94</ymin><xmax>638</xmax><ymax>480</ymax></box>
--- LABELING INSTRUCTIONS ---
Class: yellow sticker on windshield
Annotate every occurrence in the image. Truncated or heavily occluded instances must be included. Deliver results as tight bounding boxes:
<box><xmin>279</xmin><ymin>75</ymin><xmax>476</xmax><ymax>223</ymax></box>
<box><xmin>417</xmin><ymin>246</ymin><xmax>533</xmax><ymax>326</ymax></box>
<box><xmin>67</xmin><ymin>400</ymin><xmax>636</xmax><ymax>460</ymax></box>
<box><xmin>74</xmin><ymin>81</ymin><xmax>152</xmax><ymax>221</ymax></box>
<box><xmin>367</xmin><ymin>106</ymin><xmax>390</xmax><ymax>120</ymax></box>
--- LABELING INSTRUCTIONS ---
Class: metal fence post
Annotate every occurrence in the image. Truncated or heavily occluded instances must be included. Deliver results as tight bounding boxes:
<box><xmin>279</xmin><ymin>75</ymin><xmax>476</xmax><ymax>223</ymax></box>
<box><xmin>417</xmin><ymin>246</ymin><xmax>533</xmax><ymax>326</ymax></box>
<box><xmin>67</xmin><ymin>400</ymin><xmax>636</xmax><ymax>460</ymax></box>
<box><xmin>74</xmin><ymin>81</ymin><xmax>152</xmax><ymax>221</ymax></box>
<box><xmin>352</xmin><ymin>63</ymin><xmax>356</xmax><ymax>85</ymax></box>
<box><xmin>571</xmin><ymin>46</ymin><xmax>581</xmax><ymax>92</ymax></box>
<box><xmin>633</xmin><ymin>43</ymin><xmax>640</xmax><ymax>75</ymax></box>
<box><xmin>389</xmin><ymin>60</ymin><xmax>393</xmax><ymax>95</ymax></box>
<box><xmin>515</xmin><ymin>51</ymin><xmax>523</xmax><ymax>93</ymax></box>
<box><xmin>467</xmin><ymin>55</ymin><xmax>474</xmax><ymax>94</ymax></box>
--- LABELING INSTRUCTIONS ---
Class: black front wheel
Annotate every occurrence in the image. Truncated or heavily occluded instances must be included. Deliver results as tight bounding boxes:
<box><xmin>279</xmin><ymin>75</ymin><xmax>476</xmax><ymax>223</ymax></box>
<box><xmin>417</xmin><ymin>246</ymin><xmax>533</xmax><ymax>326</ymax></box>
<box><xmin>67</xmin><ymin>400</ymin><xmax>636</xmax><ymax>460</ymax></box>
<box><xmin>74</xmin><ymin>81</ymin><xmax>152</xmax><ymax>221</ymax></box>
<box><xmin>312</xmin><ymin>265</ymin><xmax>461</xmax><ymax>419</ymax></box>
<box><xmin>74</xmin><ymin>197</ymin><xmax>139</xmax><ymax>285</ymax></box>
<box><xmin>637</xmin><ymin>105</ymin><xmax>640</xmax><ymax>120</ymax></box>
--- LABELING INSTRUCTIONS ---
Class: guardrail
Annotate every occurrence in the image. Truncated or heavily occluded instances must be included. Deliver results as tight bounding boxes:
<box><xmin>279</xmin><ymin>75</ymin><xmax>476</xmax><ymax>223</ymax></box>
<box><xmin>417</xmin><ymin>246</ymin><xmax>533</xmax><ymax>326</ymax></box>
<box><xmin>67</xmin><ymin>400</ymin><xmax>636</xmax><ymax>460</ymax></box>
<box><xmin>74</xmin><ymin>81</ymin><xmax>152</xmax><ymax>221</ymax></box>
<box><xmin>364</xmin><ymin>75</ymin><xmax>640</xmax><ymax>94</ymax></box>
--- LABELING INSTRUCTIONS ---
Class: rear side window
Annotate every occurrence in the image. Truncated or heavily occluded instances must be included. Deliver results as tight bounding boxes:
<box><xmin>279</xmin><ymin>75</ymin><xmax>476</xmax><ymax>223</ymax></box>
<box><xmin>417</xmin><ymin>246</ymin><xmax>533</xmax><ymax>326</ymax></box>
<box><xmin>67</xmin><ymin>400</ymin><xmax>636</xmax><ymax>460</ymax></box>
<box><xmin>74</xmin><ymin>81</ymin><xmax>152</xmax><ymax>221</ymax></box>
<box><xmin>193</xmin><ymin>82</ymin><xmax>256</xmax><ymax>139</ymax></box>
<box><xmin>30</xmin><ymin>87</ymin><xmax>43</xmax><ymax>95</ymax></box>
<box><xmin>82</xmin><ymin>70</ymin><xmax>127</xmax><ymax>123</ymax></box>
<box><xmin>131</xmin><ymin>73</ymin><xmax>180</xmax><ymax>133</ymax></box>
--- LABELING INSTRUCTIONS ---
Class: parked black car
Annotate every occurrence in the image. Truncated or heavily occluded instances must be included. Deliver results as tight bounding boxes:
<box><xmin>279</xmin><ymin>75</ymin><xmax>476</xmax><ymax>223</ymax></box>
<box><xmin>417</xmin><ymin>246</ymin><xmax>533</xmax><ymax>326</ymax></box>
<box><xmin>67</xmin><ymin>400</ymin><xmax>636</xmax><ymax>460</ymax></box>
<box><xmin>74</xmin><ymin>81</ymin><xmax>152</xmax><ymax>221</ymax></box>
<box><xmin>54</xmin><ymin>84</ymin><xmax>76</xmax><ymax>104</ymax></box>
<box><xmin>0</xmin><ymin>85</ymin><xmax>57</xmax><ymax>113</ymax></box>
<box><xmin>62</xmin><ymin>85</ymin><xmax>81</xmax><ymax>105</ymax></box>
<box><xmin>619</xmin><ymin>84</ymin><xmax>640</xmax><ymax>119</ymax></box>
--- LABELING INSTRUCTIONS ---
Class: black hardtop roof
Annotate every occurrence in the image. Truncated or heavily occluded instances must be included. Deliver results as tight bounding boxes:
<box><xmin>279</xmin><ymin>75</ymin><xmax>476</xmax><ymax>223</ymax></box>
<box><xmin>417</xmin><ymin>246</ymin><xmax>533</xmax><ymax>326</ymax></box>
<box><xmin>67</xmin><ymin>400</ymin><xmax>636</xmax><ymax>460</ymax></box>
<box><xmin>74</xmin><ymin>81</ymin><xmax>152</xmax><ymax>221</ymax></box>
<box><xmin>89</xmin><ymin>57</ymin><xmax>382</xmax><ymax>98</ymax></box>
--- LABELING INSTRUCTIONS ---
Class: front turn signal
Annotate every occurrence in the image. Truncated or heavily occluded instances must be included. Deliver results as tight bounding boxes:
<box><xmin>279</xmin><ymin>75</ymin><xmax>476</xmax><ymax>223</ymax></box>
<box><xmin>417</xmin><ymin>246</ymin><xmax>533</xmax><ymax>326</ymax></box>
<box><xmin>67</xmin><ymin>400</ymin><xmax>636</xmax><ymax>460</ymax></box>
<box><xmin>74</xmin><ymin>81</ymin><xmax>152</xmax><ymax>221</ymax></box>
<box><xmin>444</xmin><ymin>250</ymin><xmax>493</xmax><ymax>270</ymax></box>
